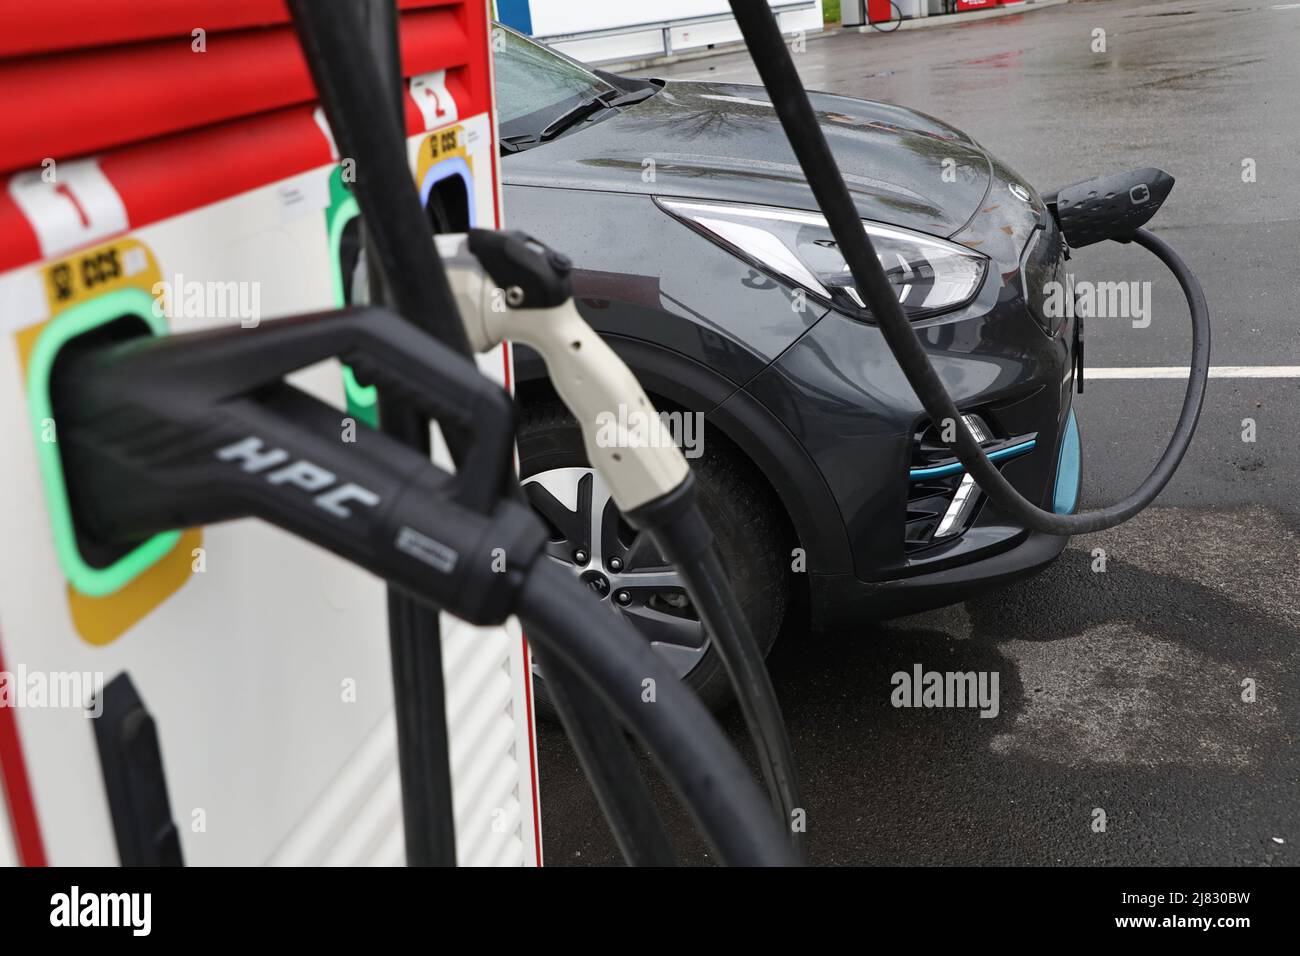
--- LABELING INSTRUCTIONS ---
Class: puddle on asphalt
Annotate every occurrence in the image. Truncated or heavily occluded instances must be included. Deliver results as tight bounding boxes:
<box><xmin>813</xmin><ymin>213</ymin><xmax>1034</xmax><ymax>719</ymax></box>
<box><xmin>989</xmin><ymin>622</ymin><xmax>1279</xmax><ymax>768</ymax></box>
<box><xmin>968</xmin><ymin>506</ymin><xmax>1297</xmax><ymax>770</ymax></box>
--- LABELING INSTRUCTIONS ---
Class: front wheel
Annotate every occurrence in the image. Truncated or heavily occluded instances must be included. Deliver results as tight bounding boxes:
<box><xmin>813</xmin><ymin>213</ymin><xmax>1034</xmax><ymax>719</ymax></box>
<box><xmin>517</xmin><ymin>402</ymin><xmax>789</xmax><ymax>714</ymax></box>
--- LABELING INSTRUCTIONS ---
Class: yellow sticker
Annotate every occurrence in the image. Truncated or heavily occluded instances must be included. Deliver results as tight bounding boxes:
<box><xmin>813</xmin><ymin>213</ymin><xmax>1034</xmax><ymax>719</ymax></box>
<box><xmin>416</xmin><ymin>124</ymin><xmax>474</xmax><ymax>184</ymax></box>
<box><xmin>16</xmin><ymin>237</ymin><xmax>202</xmax><ymax>646</ymax></box>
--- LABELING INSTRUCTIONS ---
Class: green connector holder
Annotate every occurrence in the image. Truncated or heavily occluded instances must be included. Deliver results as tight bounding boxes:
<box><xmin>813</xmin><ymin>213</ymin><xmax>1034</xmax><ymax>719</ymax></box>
<box><xmin>27</xmin><ymin>287</ymin><xmax>180</xmax><ymax>597</ymax></box>
<box><xmin>325</xmin><ymin>170</ymin><xmax>379</xmax><ymax>428</ymax></box>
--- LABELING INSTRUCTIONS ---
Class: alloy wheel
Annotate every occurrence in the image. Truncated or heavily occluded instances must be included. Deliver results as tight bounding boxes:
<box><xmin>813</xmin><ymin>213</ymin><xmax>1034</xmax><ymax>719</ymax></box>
<box><xmin>521</xmin><ymin>466</ymin><xmax>710</xmax><ymax>681</ymax></box>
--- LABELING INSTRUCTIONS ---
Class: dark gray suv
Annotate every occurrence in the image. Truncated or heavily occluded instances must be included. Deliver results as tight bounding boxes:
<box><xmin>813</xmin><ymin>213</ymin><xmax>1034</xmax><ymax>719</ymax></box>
<box><xmin>493</xmin><ymin>26</ymin><xmax>1081</xmax><ymax>707</ymax></box>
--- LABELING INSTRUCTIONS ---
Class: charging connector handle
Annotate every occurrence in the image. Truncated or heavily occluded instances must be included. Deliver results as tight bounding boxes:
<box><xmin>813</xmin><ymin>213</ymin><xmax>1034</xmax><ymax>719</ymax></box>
<box><xmin>55</xmin><ymin>308</ymin><xmax>538</xmax><ymax>624</ymax></box>
<box><xmin>439</xmin><ymin>231</ymin><xmax>690</xmax><ymax>512</ymax></box>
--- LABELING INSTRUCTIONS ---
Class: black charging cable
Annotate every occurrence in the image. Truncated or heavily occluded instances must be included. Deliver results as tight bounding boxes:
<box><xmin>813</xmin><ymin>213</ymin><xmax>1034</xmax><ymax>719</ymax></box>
<box><xmin>726</xmin><ymin>0</ymin><xmax>1210</xmax><ymax>536</ymax></box>
<box><xmin>292</xmin><ymin>0</ymin><xmax>805</xmax><ymax>862</ymax></box>
<box><xmin>518</xmin><ymin>561</ymin><xmax>792</xmax><ymax>865</ymax></box>
<box><xmin>290</xmin><ymin>0</ymin><xmax>464</xmax><ymax>867</ymax></box>
<box><xmin>526</xmin><ymin>641</ymin><xmax>677</xmax><ymax>866</ymax></box>
<box><xmin>289</xmin><ymin>0</ymin><xmax>683</xmax><ymax>865</ymax></box>
<box><xmin>626</xmin><ymin>474</ymin><xmax>806</xmax><ymax>851</ymax></box>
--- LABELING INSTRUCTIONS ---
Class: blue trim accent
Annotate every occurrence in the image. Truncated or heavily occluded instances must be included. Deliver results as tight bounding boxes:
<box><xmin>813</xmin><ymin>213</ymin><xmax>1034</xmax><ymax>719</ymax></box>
<box><xmin>495</xmin><ymin>0</ymin><xmax>533</xmax><ymax>35</ymax></box>
<box><xmin>909</xmin><ymin>439</ymin><xmax>1037</xmax><ymax>481</ymax></box>
<box><xmin>1053</xmin><ymin>409</ymin><xmax>1081</xmax><ymax>515</ymax></box>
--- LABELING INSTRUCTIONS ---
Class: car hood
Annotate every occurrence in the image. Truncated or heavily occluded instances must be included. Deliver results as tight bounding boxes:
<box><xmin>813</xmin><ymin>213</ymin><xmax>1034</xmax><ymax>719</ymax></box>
<box><xmin>501</xmin><ymin>81</ymin><xmax>994</xmax><ymax>239</ymax></box>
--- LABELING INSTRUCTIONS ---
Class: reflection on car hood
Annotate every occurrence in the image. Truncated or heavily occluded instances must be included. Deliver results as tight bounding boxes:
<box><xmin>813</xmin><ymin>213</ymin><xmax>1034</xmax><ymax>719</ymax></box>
<box><xmin>501</xmin><ymin>81</ymin><xmax>994</xmax><ymax>238</ymax></box>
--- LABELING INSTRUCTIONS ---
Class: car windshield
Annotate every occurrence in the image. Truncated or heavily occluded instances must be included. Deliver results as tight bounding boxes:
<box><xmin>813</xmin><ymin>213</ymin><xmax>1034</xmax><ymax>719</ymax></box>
<box><xmin>493</xmin><ymin>25</ymin><xmax>616</xmax><ymax>139</ymax></box>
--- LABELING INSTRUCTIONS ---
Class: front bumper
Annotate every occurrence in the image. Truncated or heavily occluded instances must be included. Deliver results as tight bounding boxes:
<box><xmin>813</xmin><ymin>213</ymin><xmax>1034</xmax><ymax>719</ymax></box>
<box><xmin>806</xmin><ymin>406</ymin><xmax>1080</xmax><ymax>629</ymax></box>
<box><xmin>743</xmin><ymin>262</ymin><xmax>1076</xmax><ymax>584</ymax></box>
<box><xmin>808</xmin><ymin>526</ymin><xmax>1069</xmax><ymax>629</ymax></box>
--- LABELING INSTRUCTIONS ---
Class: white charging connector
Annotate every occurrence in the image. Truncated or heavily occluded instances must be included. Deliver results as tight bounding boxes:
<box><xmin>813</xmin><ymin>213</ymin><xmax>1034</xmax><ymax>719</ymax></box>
<box><xmin>435</xmin><ymin>233</ymin><xmax>689</xmax><ymax>512</ymax></box>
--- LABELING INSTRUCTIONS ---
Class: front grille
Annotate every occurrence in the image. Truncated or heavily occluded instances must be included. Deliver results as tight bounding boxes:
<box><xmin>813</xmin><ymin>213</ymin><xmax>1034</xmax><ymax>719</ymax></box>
<box><xmin>905</xmin><ymin>414</ymin><xmax>1036</xmax><ymax>554</ymax></box>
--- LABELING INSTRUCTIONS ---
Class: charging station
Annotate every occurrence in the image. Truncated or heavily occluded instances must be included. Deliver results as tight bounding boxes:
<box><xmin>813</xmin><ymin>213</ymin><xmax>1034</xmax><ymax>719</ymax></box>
<box><xmin>0</xmin><ymin>0</ymin><xmax>1214</xmax><ymax>877</ymax></box>
<box><xmin>0</xmin><ymin>0</ymin><xmax>541</xmax><ymax>867</ymax></box>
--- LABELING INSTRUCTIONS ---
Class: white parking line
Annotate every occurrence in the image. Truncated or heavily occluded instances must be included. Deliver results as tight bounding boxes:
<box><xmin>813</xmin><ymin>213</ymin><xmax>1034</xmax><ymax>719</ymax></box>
<box><xmin>1089</xmin><ymin>366</ymin><xmax>1300</xmax><ymax>379</ymax></box>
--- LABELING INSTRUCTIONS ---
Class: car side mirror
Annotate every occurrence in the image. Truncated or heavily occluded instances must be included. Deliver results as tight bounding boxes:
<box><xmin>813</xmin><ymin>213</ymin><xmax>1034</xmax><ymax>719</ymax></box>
<box><xmin>1043</xmin><ymin>167</ymin><xmax>1175</xmax><ymax>248</ymax></box>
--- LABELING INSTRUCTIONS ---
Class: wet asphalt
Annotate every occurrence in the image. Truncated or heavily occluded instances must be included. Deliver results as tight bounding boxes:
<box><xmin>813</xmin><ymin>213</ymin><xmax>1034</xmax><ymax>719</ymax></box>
<box><xmin>535</xmin><ymin>0</ymin><xmax>1300</xmax><ymax>865</ymax></box>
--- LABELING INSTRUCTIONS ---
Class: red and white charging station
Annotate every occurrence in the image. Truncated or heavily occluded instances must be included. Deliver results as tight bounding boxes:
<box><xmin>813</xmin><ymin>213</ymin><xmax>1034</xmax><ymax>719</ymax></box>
<box><xmin>0</xmin><ymin>0</ymin><xmax>542</xmax><ymax>866</ymax></box>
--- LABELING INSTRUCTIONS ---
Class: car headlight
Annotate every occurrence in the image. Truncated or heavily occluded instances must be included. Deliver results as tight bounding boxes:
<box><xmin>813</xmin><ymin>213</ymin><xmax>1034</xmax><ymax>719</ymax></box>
<box><xmin>657</xmin><ymin>198</ymin><xmax>988</xmax><ymax>320</ymax></box>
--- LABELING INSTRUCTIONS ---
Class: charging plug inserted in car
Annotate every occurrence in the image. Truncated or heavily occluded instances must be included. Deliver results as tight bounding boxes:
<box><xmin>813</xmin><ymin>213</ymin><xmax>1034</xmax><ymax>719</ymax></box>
<box><xmin>1043</xmin><ymin>168</ymin><xmax>1175</xmax><ymax>251</ymax></box>
<box><xmin>435</xmin><ymin>226</ymin><xmax>807</xmax><ymax>854</ymax></box>
<box><xmin>725</xmin><ymin>0</ymin><xmax>1210</xmax><ymax>538</ymax></box>
<box><xmin>1045</xmin><ymin>168</ymin><xmax>1177</xmax><ymax>398</ymax></box>
<box><xmin>44</xmin><ymin>305</ymin><xmax>797</xmax><ymax>867</ymax></box>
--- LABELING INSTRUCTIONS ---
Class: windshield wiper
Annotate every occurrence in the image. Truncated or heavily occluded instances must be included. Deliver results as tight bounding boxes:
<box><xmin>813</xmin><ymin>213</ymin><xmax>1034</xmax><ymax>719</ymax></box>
<box><xmin>500</xmin><ymin>132</ymin><xmax>541</xmax><ymax>154</ymax></box>
<box><xmin>503</xmin><ymin>86</ymin><xmax>658</xmax><ymax>154</ymax></box>
<box><xmin>537</xmin><ymin>89</ymin><xmax>620</xmax><ymax>140</ymax></box>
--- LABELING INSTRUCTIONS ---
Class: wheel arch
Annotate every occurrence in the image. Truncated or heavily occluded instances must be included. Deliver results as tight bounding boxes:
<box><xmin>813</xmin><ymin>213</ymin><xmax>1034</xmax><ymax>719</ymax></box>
<box><xmin>511</xmin><ymin>336</ymin><xmax>853</xmax><ymax>579</ymax></box>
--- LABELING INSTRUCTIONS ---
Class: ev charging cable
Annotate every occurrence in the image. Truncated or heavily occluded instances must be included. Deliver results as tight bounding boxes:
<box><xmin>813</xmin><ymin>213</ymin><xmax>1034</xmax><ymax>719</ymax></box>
<box><xmin>725</xmin><ymin>0</ymin><xmax>1210</xmax><ymax>537</ymax></box>
<box><xmin>290</xmin><ymin>0</ymin><xmax>683</xmax><ymax>866</ymax></box>
<box><xmin>437</xmin><ymin>229</ymin><xmax>806</xmax><ymax>853</ymax></box>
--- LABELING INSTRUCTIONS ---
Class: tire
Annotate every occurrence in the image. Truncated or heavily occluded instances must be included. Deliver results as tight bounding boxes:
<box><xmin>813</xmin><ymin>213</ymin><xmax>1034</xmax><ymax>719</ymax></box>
<box><xmin>517</xmin><ymin>401</ymin><xmax>788</xmax><ymax>714</ymax></box>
